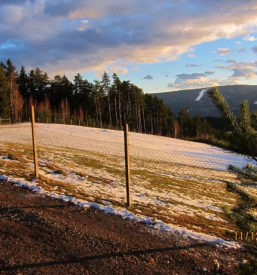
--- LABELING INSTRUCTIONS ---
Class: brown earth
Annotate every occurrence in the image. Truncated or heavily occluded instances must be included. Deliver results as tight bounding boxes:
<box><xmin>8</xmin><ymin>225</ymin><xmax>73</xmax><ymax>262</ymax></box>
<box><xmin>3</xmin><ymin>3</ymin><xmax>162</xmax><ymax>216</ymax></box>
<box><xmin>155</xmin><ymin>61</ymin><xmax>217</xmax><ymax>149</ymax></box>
<box><xmin>0</xmin><ymin>180</ymin><xmax>248</xmax><ymax>274</ymax></box>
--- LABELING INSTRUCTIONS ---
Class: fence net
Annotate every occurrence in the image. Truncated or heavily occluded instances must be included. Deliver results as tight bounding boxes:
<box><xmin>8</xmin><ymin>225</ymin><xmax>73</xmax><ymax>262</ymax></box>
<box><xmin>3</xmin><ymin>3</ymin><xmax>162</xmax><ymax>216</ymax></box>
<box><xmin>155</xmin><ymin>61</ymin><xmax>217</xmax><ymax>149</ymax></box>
<box><xmin>1</xmin><ymin>121</ymin><xmax>256</xmax><ymax>240</ymax></box>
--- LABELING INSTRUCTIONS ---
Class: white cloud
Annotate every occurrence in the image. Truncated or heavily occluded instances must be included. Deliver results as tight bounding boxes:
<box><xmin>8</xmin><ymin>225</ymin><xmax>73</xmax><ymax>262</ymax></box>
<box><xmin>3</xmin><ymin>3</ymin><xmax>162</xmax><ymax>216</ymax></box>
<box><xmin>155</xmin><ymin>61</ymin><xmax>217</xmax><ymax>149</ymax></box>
<box><xmin>167</xmin><ymin>77</ymin><xmax>240</xmax><ymax>90</ymax></box>
<box><xmin>243</xmin><ymin>34</ymin><xmax>257</xmax><ymax>41</ymax></box>
<box><xmin>110</xmin><ymin>65</ymin><xmax>128</xmax><ymax>75</ymax></box>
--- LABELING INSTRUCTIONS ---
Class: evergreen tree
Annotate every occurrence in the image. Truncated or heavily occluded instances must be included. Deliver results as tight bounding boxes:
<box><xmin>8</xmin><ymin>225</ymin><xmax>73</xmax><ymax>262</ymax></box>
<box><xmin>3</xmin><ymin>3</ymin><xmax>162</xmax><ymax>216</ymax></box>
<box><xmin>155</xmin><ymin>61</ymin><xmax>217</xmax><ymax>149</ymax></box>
<box><xmin>17</xmin><ymin>66</ymin><xmax>29</xmax><ymax>99</ymax></box>
<box><xmin>178</xmin><ymin>108</ymin><xmax>191</xmax><ymax>138</ymax></box>
<box><xmin>208</xmin><ymin>87</ymin><xmax>257</xmax><ymax>185</ymax></box>
<box><xmin>5</xmin><ymin>59</ymin><xmax>16</xmax><ymax>77</ymax></box>
<box><xmin>101</xmin><ymin>71</ymin><xmax>112</xmax><ymax>126</ymax></box>
<box><xmin>0</xmin><ymin>67</ymin><xmax>10</xmax><ymax>118</ymax></box>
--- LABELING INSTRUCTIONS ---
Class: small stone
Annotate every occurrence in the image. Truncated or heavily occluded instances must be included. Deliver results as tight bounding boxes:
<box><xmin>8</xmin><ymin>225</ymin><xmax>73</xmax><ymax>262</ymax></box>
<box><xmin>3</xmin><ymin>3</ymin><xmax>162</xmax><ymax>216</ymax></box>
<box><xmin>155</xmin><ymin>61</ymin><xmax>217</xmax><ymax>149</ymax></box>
<box><xmin>241</xmin><ymin>259</ymin><xmax>248</xmax><ymax>265</ymax></box>
<box><xmin>150</xmin><ymin>258</ymin><xmax>155</xmax><ymax>262</ymax></box>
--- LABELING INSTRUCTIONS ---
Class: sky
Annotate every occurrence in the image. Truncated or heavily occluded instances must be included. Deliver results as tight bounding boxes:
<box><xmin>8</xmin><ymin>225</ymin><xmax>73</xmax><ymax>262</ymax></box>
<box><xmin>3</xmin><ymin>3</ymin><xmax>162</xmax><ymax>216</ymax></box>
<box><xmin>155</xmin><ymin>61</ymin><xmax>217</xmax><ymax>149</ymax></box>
<box><xmin>0</xmin><ymin>0</ymin><xmax>257</xmax><ymax>94</ymax></box>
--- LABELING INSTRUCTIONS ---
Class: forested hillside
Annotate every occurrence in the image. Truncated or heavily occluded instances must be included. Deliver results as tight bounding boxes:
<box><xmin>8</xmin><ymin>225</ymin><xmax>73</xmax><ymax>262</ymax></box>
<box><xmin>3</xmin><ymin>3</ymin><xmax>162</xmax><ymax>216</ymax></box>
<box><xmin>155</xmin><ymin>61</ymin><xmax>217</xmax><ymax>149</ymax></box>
<box><xmin>0</xmin><ymin>59</ymin><xmax>213</xmax><ymax>139</ymax></box>
<box><xmin>154</xmin><ymin>85</ymin><xmax>257</xmax><ymax>118</ymax></box>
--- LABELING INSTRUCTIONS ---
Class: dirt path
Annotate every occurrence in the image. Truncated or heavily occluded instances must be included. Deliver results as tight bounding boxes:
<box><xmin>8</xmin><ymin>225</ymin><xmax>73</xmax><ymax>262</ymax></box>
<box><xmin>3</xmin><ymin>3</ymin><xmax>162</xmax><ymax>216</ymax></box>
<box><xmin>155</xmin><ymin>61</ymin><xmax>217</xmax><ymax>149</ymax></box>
<box><xmin>0</xmin><ymin>180</ymin><xmax>247</xmax><ymax>274</ymax></box>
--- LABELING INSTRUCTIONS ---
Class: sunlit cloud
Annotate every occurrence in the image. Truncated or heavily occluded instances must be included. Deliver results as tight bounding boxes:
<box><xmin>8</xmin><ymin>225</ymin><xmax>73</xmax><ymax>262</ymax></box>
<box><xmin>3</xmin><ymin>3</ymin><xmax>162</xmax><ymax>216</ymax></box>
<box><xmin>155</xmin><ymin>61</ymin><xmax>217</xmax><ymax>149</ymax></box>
<box><xmin>212</xmin><ymin>48</ymin><xmax>232</xmax><ymax>56</ymax></box>
<box><xmin>244</xmin><ymin>34</ymin><xmax>257</xmax><ymax>41</ymax></box>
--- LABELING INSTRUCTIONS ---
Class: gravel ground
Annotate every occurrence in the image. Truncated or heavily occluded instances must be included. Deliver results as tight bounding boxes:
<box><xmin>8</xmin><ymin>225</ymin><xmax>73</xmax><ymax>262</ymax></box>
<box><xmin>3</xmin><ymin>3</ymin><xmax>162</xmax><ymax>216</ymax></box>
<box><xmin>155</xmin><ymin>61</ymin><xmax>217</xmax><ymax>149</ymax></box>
<box><xmin>0</xmin><ymin>180</ymin><xmax>248</xmax><ymax>274</ymax></box>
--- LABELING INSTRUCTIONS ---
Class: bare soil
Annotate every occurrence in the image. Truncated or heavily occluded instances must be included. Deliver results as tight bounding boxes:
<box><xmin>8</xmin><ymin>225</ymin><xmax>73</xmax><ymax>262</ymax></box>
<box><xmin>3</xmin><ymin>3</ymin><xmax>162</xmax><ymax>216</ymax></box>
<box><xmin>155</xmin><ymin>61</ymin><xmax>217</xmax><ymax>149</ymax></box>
<box><xmin>0</xmin><ymin>180</ymin><xmax>248</xmax><ymax>274</ymax></box>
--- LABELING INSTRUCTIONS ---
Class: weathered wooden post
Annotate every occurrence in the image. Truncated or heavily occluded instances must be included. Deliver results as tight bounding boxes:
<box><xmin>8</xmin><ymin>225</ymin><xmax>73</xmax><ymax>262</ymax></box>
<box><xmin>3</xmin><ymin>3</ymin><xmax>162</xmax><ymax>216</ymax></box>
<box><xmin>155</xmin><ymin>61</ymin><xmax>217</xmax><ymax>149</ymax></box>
<box><xmin>124</xmin><ymin>123</ymin><xmax>131</xmax><ymax>206</ymax></box>
<box><xmin>31</xmin><ymin>106</ymin><xmax>39</xmax><ymax>178</ymax></box>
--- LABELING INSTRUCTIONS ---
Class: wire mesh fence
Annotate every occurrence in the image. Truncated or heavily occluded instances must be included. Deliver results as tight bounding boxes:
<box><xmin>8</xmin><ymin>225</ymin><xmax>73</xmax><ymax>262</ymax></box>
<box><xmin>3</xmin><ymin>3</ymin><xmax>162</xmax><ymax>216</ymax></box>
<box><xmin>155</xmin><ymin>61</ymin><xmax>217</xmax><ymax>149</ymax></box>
<box><xmin>1</xmin><ymin>109</ymin><xmax>257</xmax><ymax>240</ymax></box>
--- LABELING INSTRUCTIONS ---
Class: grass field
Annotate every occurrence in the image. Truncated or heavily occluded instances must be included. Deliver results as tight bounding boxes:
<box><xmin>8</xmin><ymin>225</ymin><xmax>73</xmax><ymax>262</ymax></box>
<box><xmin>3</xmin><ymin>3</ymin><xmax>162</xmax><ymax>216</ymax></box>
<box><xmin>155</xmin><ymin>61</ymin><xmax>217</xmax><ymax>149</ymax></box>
<box><xmin>0</xmin><ymin>123</ymin><xmax>256</xmax><ymax>246</ymax></box>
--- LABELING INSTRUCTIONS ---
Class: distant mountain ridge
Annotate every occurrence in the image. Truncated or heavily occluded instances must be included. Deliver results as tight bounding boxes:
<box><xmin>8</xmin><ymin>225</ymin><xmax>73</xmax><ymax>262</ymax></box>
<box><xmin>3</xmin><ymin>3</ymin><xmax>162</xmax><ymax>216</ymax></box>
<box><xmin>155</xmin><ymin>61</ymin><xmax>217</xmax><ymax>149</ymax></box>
<box><xmin>153</xmin><ymin>85</ymin><xmax>257</xmax><ymax>117</ymax></box>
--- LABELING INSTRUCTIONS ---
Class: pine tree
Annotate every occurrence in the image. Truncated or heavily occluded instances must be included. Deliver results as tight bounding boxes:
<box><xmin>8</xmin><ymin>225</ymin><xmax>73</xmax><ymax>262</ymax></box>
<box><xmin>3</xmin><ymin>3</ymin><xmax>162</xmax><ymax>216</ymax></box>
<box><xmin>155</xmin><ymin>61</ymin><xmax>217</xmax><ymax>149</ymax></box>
<box><xmin>178</xmin><ymin>108</ymin><xmax>191</xmax><ymax>138</ymax></box>
<box><xmin>0</xmin><ymin>66</ymin><xmax>10</xmax><ymax>119</ymax></box>
<box><xmin>208</xmin><ymin>87</ymin><xmax>257</xmax><ymax>185</ymax></box>
<box><xmin>101</xmin><ymin>71</ymin><xmax>112</xmax><ymax>126</ymax></box>
<box><xmin>17</xmin><ymin>66</ymin><xmax>29</xmax><ymax>98</ymax></box>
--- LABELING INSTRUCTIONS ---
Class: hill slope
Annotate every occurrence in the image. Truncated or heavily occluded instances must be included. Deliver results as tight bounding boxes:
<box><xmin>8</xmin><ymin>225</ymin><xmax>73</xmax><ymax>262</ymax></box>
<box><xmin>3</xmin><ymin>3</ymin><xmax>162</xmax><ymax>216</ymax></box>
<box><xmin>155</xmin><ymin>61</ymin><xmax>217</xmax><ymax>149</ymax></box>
<box><xmin>153</xmin><ymin>85</ymin><xmax>257</xmax><ymax>117</ymax></box>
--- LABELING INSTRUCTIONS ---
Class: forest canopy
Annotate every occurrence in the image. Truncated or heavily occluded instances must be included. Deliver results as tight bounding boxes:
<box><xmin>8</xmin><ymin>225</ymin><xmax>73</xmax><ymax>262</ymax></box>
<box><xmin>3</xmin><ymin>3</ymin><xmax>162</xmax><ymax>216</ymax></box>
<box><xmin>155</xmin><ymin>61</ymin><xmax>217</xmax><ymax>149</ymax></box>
<box><xmin>0</xmin><ymin>59</ymin><xmax>212</xmax><ymax>139</ymax></box>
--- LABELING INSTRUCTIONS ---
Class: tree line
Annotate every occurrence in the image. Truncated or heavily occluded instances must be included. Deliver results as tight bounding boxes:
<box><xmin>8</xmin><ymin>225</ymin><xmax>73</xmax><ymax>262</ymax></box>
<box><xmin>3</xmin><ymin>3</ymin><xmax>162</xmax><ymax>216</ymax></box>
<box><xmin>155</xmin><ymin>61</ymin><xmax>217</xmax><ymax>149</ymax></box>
<box><xmin>0</xmin><ymin>59</ymin><xmax>212</xmax><ymax>139</ymax></box>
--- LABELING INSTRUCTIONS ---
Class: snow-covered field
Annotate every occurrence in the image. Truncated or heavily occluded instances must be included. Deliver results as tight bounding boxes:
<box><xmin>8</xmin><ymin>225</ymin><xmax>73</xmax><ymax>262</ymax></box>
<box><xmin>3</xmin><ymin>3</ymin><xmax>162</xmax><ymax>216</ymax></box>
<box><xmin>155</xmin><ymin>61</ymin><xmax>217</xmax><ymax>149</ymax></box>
<box><xmin>0</xmin><ymin>123</ymin><xmax>255</xmax><ymax>248</ymax></box>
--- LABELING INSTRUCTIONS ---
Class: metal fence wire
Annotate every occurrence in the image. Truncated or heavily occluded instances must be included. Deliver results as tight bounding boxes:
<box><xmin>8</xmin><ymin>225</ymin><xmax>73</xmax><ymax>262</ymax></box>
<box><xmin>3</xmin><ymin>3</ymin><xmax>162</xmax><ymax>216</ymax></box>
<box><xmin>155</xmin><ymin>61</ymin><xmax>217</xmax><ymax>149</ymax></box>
<box><xmin>1</xmin><ymin>112</ymin><xmax>257</xmax><ymax>241</ymax></box>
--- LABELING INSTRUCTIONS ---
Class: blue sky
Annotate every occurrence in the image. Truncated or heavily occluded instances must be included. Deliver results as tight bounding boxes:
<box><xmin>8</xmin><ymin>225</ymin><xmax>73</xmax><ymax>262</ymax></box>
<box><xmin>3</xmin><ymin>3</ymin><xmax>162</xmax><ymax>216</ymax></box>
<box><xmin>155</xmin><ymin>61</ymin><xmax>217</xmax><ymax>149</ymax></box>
<box><xmin>0</xmin><ymin>0</ymin><xmax>257</xmax><ymax>93</ymax></box>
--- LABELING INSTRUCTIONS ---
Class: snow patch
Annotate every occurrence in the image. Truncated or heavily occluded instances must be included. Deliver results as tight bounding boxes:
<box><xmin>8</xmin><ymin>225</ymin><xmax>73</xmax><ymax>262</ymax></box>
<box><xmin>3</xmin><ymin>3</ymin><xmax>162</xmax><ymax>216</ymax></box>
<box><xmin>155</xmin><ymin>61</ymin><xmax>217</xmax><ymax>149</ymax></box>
<box><xmin>0</xmin><ymin>174</ymin><xmax>241</xmax><ymax>249</ymax></box>
<box><xmin>195</xmin><ymin>88</ymin><xmax>209</xmax><ymax>101</ymax></box>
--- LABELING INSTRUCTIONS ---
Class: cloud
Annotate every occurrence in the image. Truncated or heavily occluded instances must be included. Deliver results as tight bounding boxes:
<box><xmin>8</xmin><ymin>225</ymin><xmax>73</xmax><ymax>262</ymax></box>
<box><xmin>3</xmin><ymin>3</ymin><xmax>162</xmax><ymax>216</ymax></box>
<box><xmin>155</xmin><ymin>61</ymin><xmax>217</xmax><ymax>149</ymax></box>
<box><xmin>238</xmin><ymin>47</ymin><xmax>247</xmax><ymax>53</ymax></box>
<box><xmin>204</xmin><ymin>70</ymin><xmax>215</xmax><ymax>75</ymax></box>
<box><xmin>143</xmin><ymin>74</ymin><xmax>153</xmax><ymax>80</ymax></box>
<box><xmin>215</xmin><ymin>64</ymin><xmax>227</xmax><ymax>69</ymax></box>
<box><xmin>186</xmin><ymin>63</ymin><xmax>202</xmax><ymax>67</ymax></box>
<box><xmin>1</xmin><ymin>0</ymin><xmax>257</xmax><ymax>78</ymax></box>
<box><xmin>173</xmin><ymin>71</ymin><xmax>215</xmax><ymax>84</ymax></box>
<box><xmin>187</xmin><ymin>53</ymin><xmax>195</xmax><ymax>58</ymax></box>
<box><xmin>212</xmin><ymin>47</ymin><xmax>232</xmax><ymax>56</ymax></box>
<box><xmin>166</xmin><ymin>65</ymin><xmax>253</xmax><ymax>90</ymax></box>
<box><xmin>215</xmin><ymin>60</ymin><xmax>257</xmax><ymax>79</ymax></box>
<box><xmin>244</xmin><ymin>34</ymin><xmax>257</xmax><ymax>41</ymax></box>
<box><xmin>110</xmin><ymin>65</ymin><xmax>128</xmax><ymax>75</ymax></box>
<box><xmin>230</xmin><ymin>68</ymin><xmax>257</xmax><ymax>79</ymax></box>
<box><xmin>235</xmin><ymin>41</ymin><xmax>241</xmax><ymax>45</ymax></box>
<box><xmin>167</xmin><ymin>77</ymin><xmax>241</xmax><ymax>90</ymax></box>
<box><xmin>226</xmin><ymin>59</ymin><xmax>236</xmax><ymax>63</ymax></box>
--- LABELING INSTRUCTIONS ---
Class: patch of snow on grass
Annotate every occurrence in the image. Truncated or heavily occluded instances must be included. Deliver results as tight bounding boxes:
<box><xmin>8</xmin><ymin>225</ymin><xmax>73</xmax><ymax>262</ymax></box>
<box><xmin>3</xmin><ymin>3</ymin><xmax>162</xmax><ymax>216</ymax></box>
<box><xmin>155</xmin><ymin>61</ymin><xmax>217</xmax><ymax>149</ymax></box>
<box><xmin>0</xmin><ymin>174</ymin><xmax>241</xmax><ymax>249</ymax></box>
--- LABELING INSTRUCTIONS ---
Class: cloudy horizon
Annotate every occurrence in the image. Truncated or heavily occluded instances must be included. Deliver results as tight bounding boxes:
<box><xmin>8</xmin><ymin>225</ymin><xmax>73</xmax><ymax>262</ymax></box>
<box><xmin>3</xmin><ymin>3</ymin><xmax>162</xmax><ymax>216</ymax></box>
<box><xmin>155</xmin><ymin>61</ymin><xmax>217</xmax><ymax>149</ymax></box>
<box><xmin>0</xmin><ymin>0</ymin><xmax>257</xmax><ymax>93</ymax></box>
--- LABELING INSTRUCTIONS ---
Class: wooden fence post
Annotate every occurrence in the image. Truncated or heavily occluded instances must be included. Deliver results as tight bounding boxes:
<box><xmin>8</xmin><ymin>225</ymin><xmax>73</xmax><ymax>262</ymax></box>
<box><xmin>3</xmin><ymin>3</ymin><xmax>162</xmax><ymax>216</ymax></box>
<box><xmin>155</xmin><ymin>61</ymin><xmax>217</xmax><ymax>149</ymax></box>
<box><xmin>124</xmin><ymin>123</ymin><xmax>131</xmax><ymax>206</ymax></box>
<box><xmin>31</xmin><ymin>106</ymin><xmax>39</xmax><ymax>178</ymax></box>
